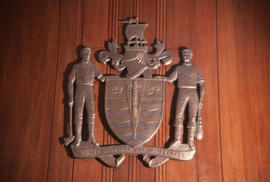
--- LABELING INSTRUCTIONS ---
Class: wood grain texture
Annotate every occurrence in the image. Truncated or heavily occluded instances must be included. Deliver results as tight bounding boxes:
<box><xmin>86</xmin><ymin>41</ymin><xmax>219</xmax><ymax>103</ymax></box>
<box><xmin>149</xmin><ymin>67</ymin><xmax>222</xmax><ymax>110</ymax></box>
<box><xmin>113</xmin><ymin>0</ymin><xmax>137</xmax><ymax>181</ymax></box>
<box><xmin>166</xmin><ymin>0</ymin><xmax>194</xmax><ymax>49</ymax></box>
<box><xmin>0</xmin><ymin>0</ymin><xmax>59</xmax><ymax>181</ymax></box>
<box><xmin>155</xmin><ymin>1</ymin><xmax>168</xmax><ymax>182</ymax></box>
<box><xmin>142</xmin><ymin>0</ymin><xmax>157</xmax><ymax>44</ymax></box>
<box><xmin>1</xmin><ymin>0</ymin><xmax>270</xmax><ymax>181</ymax></box>
<box><xmin>195</xmin><ymin>0</ymin><xmax>223</xmax><ymax>181</ymax></box>
<box><xmin>47</xmin><ymin>0</ymin><xmax>83</xmax><ymax>181</ymax></box>
<box><xmin>117</xmin><ymin>0</ymin><xmax>134</xmax><ymax>44</ymax></box>
<box><xmin>139</xmin><ymin>0</ymin><xmax>158</xmax><ymax>181</ymax></box>
<box><xmin>218</xmin><ymin>0</ymin><xmax>270</xmax><ymax>182</ymax></box>
<box><xmin>83</xmin><ymin>0</ymin><xmax>109</xmax><ymax>48</ymax></box>
<box><xmin>72</xmin><ymin>0</ymin><xmax>109</xmax><ymax>181</ymax></box>
<box><xmin>166</xmin><ymin>1</ymin><xmax>196</xmax><ymax>181</ymax></box>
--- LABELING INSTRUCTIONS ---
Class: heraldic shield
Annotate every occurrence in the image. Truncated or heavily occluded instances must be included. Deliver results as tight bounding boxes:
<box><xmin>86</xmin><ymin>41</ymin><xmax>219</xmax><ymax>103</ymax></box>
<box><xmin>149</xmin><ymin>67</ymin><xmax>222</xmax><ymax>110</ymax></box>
<box><xmin>105</xmin><ymin>77</ymin><xmax>164</xmax><ymax>147</ymax></box>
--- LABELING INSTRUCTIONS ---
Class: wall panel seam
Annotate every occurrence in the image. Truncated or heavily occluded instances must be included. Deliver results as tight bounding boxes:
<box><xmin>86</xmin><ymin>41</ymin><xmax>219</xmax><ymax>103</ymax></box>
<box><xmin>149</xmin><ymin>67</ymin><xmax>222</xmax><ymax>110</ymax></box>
<box><xmin>46</xmin><ymin>0</ymin><xmax>62</xmax><ymax>181</ymax></box>
<box><xmin>216</xmin><ymin>0</ymin><xmax>224</xmax><ymax>181</ymax></box>
<box><xmin>73</xmin><ymin>0</ymin><xmax>85</xmax><ymax>181</ymax></box>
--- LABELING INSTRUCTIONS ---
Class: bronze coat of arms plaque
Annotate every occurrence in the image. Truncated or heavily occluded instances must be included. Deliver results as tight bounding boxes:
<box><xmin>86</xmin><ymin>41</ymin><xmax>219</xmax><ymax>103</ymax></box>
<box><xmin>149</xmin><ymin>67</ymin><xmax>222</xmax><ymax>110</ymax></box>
<box><xmin>64</xmin><ymin>17</ymin><xmax>205</xmax><ymax>168</ymax></box>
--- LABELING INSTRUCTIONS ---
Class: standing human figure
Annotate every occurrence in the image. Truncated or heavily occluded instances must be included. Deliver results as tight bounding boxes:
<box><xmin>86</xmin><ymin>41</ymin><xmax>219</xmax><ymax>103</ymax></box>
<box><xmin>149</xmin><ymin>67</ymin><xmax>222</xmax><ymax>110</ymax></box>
<box><xmin>68</xmin><ymin>47</ymin><xmax>105</xmax><ymax>147</ymax></box>
<box><xmin>164</xmin><ymin>48</ymin><xmax>205</xmax><ymax>149</ymax></box>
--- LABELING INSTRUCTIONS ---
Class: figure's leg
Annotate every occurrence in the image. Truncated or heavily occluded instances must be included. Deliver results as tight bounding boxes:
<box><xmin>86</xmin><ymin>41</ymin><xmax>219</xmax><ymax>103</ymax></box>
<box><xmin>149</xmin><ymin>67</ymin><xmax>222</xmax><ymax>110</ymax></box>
<box><xmin>73</xmin><ymin>93</ymin><xmax>85</xmax><ymax>147</ymax></box>
<box><xmin>171</xmin><ymin>91</ymin><xmax>188</xmax><ymax>146</ymax></box>
<box><xmin>187</xmin><ymin>91</ymin><xmax>199</xmax><ymax>149</ymax></box>
<box><xmin>85</xmin><ymin>87</ymin><xmax>99</xmax><ymax>147</ymax></box>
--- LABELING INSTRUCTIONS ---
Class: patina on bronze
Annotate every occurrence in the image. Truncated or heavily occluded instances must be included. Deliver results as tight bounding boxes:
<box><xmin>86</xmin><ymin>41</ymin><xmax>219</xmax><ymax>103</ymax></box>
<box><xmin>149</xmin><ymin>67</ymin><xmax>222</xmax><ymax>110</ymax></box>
<box><xmin>64</xmin><ymin>17</ymin><xmax>205</xmax><ymax>168</ymax></box>
<box><xmin>67</xmin><ymin>47</ymin><xmax>105</xmax><ymax>147</ymax></box>
<box><xmin>144</xmin><ymin>48</ymin><xmax>205</xmax><ymax>167</ymax></box>
<box><xmin>165</xmin><ymin>48</ymin><xmax>205</xmax><ymax>149</ymax></box>
<box><xmin>65</xmin><ymin>47</ymin><xmax>125</xmax><ymax>166</ymax></box>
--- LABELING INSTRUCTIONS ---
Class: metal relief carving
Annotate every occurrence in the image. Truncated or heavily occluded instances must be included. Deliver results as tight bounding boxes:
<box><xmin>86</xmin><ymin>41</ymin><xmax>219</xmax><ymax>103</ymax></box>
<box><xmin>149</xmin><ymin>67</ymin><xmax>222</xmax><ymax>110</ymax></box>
<box><xmin>64</xmin><ymin>17</ymin><xmax>205</xmax><ymax>168</ymax></box>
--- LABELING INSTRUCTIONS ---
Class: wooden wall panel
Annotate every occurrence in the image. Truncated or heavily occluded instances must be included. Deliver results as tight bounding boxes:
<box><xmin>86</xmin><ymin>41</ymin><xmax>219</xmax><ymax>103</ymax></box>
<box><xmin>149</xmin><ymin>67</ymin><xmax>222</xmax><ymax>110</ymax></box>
<box><xmin>195</xmin><ymin>0</ymin><xmax>223</xmax><ymax>181</ymax></box>
<box><xmin>83</xmin><ymin>0</ymin><xmax>109</xmax><ymax>48</ymax></box>
<box><xmin>0</xmin><ymin>0</ymin><xmax>59</xmax><ymax>181</ymax></box>
<box><xmin>166</xmin><ymin>1</ymin><xmax>196</xmax><ymax>182</ymax></box>
<box><xmin>140</xmin><ymin>1</ymin><xmax>158</xmax><ymax>182</ymax></box>
<box><xmin>117</xmin><ymin>0</ymin><xmax>134</xmax><ymax>44</ymax></box>
<box><xmin>166</xmin><ymin>0</ymin><xmax>194</xmax><ymax>49</ymax></box>
<box><xmin>113</xmin><ymin>1</ymin><xmax>139</xmax><ymax>181</ymax></box>
<box><xmin>72</xmin><ymin>0</ymin><xmax>109</xmax><ymax>181</ymax></box>
<box><xmin>1</xmin><ymin>0</ymin><xmax>270</xmax><ymax>181</ymax></box>
<box><xmin>253</xmin><ymin>2</ymin><xmax>270</xmax><ymax>181</ymax></box>
<box><xmin>142</xmin><ymin>0</ymin><xmax>157</xmax><ymax>43</ymax></box>
<box><xmin>47</xmin><ymin>0</ymin><xmax>83</xmax><ymax>181</ymax></box>
<box><xmin>218</xmin><ymin>0</ymin><xmax>270</xmax><ymax>182</ymax></box>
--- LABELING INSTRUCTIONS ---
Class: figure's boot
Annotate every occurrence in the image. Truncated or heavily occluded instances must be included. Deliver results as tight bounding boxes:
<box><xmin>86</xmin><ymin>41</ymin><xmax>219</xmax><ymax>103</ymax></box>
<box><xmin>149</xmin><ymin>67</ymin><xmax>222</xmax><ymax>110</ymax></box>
<box><xmin>170</xmin><ymin>125</ymin><xmax>183</xmax><ymax>146</ymax></box>
<box><xmin>88</xmin><ymin>121</ymin><xmax>99</xmax><ymax>147</ymax></box>
<box><xmin>187</xmin><ymin>127</ymin><xmax>196</xmax><ymax>150</ymax></box>
<box><xmin>74</xmin><ymin>117</ymin><xmax>82</xmax><ymax>147</ymax></box>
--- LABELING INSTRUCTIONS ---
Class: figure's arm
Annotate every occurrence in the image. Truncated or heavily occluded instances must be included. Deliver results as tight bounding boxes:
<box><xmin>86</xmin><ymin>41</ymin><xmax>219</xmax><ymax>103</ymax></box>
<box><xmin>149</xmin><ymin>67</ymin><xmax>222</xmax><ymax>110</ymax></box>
<box><xmin>164</xmin><ymin>67</ymin><xmax>178</xmax><ymax>83</ymax></box>
<box><xmin>198</xmin><ymin>81</ymin><xmax>205</xmax><ymax>108</ymax></box>
<box><xmin>94</xmin><ymin>65</ymin><xmax>105</xmax><ymax>82</ymax></box>
<box><xmin>197</xmin><ymin>70</ymin><xmax>205</xmax><ymax>107</ymax></box>
<box><xmin>68</xmin><ymin>67</ymin><xmax>76</xmax><ymax>106</ymax></box>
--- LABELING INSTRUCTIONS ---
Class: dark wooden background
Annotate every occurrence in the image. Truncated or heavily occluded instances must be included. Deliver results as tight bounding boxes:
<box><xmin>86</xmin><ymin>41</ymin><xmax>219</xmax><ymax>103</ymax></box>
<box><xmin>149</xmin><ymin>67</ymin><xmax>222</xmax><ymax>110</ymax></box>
<box><xmin>1</xmin><ymin>0</ymin><xmax>270</xmax><ymax>181</ymax></box>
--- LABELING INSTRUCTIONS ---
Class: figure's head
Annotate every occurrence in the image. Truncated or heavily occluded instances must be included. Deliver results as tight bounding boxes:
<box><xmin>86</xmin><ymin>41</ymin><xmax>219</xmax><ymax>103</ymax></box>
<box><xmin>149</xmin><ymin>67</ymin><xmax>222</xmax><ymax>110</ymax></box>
<box><xmin>80</xmin><ymin>47</ymin><xmax>91</xmax><ymax>61</ymax></box>
<box><xmin>181</xmin><ymin>48</ymin><xmax>193</xmax><ymax>63</ymax></box>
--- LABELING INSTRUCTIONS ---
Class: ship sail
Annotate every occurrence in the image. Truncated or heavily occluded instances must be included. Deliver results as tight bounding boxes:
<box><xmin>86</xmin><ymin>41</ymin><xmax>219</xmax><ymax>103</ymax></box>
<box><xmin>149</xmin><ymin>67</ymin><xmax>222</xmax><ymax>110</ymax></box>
<box><xmin>125</xmin><ymin>24</ymin><xmax>148</xmax><ymax>44</ymax></box>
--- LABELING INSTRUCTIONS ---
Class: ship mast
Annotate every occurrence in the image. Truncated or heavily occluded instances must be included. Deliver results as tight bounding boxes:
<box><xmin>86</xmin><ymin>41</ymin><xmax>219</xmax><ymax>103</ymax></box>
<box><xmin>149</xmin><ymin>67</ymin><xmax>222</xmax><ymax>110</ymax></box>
<box><xmin>119</xmin><ymin>17</ymin><xmax>148</xmax><ymax>47</ymax></box>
